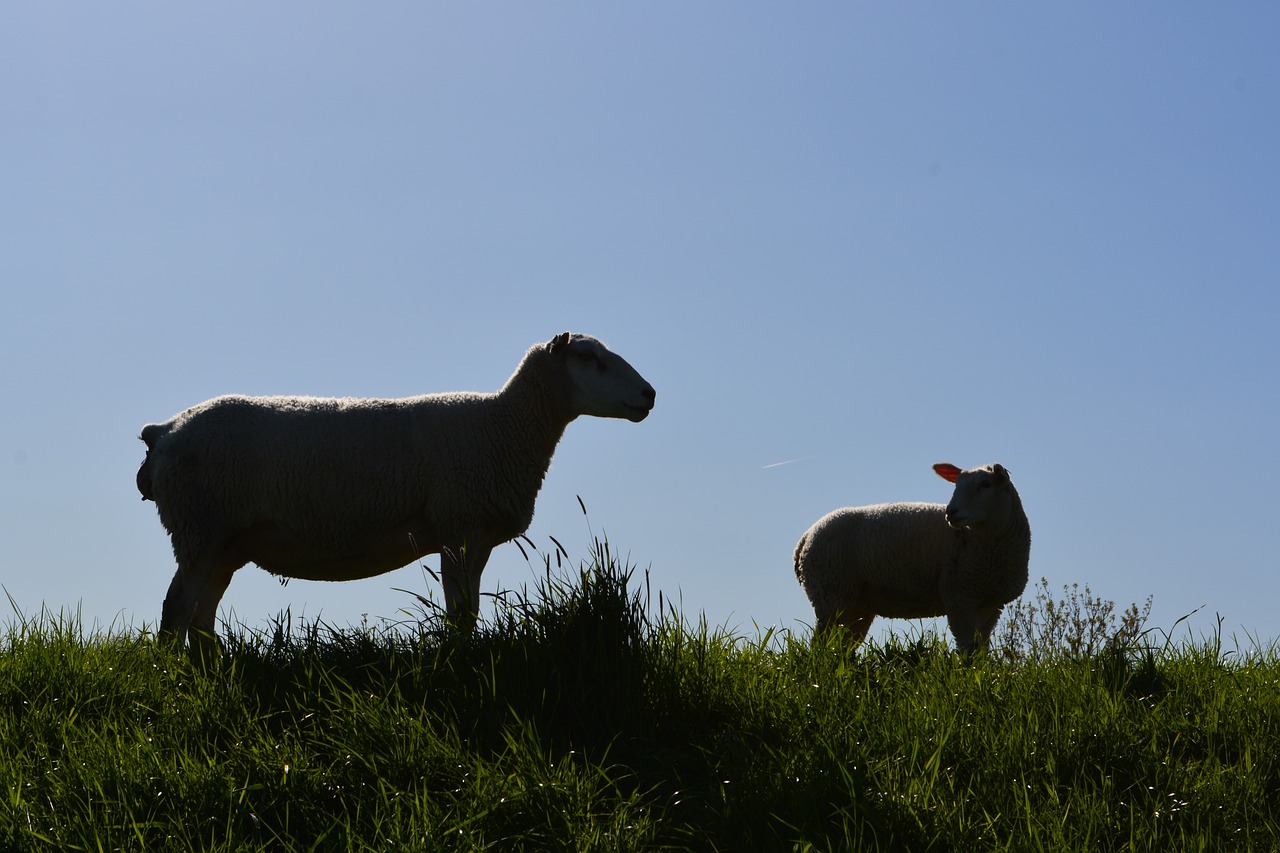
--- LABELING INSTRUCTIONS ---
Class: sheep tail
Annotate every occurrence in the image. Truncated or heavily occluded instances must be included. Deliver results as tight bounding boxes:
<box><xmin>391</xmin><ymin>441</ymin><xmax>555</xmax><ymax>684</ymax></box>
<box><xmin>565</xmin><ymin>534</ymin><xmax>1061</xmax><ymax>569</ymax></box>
<box><xmin>136</xmin><ymin>423</ymin><xmax>164</xmax><ymax>502</ymax></box>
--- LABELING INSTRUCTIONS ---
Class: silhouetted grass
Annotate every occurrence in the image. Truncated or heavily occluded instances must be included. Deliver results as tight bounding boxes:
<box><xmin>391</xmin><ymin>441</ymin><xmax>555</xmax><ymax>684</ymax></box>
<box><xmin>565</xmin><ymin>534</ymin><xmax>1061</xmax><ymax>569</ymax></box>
<box><xmin>3</xmin><ymin>539</ymin><xmax>1278</xmax><ymax>851</ymax></box>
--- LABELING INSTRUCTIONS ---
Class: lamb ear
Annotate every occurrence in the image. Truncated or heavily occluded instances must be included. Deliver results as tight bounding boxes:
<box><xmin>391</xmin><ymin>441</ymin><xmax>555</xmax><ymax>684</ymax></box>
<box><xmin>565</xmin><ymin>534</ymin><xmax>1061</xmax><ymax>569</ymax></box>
<box><xmin>548</xmin><ymin>332</ymin><xmax>572</xmax><ymax>353</ymax></box>
<box><xmin>992</xmin><ymin>463</ymin><xmax>1010</xmax><ymax>483</ymax></box>
<box><xmin>933</xmin><ymin>463</ymin><xmax>962</xmax><ymax>483</ymax></box>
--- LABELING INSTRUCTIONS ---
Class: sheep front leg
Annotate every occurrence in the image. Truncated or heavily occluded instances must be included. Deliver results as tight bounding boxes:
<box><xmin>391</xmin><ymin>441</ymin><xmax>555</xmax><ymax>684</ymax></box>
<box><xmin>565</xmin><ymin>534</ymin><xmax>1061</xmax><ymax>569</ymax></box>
<box><xmin>946</xmin><ymin>604</ymin><xmax>997</xmax><ymax>655</ymax></box>
<box><xmin>440</xmin><ymin>544</ymin><xmax>492</xmax><ymax>632</ymax></box>
<box><xmin>973</xmin><ymin>604</ymin><xmax>1005</xmax><ymax>650</ymax></box>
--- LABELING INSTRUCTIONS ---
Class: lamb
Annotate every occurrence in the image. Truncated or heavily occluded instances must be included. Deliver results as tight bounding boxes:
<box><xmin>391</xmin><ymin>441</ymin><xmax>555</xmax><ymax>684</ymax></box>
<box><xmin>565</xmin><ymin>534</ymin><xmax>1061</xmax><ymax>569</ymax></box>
<box><xmin>793</xmin><ymin>462</ymin><xmax>1031</xmax><ymax>653</ymax></box>
<box><xmin>136</xmin><ymin>332</ymin><xmax>655</xmax><ymax>654</ymax></box>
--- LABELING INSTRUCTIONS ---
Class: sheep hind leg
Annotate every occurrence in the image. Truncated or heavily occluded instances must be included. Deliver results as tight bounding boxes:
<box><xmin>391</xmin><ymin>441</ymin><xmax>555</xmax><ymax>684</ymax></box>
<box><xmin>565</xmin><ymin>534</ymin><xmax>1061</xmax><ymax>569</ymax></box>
<box><xmin>159</xmin><ymin>546</ymin><xmax>241</xmax><ymax>655</ymax></box>
<box><xmin>440</xmin><ymin>544</ymin><xmax>493</xmax><ymax>633</ymax></box>
<box><xmin>186</xmin><ymin>553</ymin><xmax>246</xmax><ymax>663</ymax></box>
<box><xmin>816</xmin><ymin>607</ymin><xmax>875</xmax><ymax>646</ymax></box>
<box><xmin>159</xmin><ymin>553</ymin><xmax>212</xmax><ymax>650</ymax></box>
<box><xmin>837</xmin><ymin>610</ymin><xmax>875</xmax><ymax>645</ymax></box>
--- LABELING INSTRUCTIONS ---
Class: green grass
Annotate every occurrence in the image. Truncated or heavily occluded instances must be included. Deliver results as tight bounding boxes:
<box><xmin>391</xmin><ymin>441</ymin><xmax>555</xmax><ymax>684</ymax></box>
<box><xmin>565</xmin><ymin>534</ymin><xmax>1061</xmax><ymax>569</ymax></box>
<box><xmin>3</xmin><ymin>539</ymin><xmax>1279</xmax><ymax>851</ymax></box>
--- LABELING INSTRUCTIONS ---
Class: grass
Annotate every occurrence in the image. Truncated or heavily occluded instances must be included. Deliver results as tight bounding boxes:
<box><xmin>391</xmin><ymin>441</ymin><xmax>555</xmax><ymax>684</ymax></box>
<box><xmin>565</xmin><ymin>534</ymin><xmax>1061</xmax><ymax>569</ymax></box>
<box><xmin>3</xmin><ymin>536</ymin><xmax>1279</xmax><ymax>851</ymax></box>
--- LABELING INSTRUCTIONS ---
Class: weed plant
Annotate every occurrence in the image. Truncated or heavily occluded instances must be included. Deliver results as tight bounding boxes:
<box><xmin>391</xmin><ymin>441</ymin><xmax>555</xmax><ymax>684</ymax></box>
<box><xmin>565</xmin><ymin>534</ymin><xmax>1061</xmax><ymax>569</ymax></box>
<box><xmin>2</xmin><ymin>537</ymin><xmax>1279</xmax><ymax>851</ymax></box>
<box><xmin>996</xmin><ymin>577</ymin><xmax>1155</xmax><ymax>663</ymax></box>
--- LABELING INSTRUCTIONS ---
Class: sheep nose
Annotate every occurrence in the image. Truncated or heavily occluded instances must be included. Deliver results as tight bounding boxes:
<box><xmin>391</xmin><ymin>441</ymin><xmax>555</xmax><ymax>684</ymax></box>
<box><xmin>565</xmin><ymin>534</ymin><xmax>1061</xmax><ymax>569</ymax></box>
<box><xmin>641</xmin><ymin>385</ymin><xmax>656</xmax><ymax>404</ymax></box>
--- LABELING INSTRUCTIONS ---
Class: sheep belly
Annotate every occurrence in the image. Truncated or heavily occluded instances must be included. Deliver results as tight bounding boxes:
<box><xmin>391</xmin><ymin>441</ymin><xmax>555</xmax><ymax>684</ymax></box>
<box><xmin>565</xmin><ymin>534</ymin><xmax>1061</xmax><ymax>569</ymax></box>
<box><xmin>852</xmin><ymin>572</ymin><xmax>948</xmax><ymax>620</ymax></box>
<box><xmin>846</xmin><ymin>534</ymin><xmax>957</xmax><ymax>618</ymax></box>
<box><xmin>230</xmin><ymin>516</ymin><xmax>440</xmax><ymax>582</ymax></box>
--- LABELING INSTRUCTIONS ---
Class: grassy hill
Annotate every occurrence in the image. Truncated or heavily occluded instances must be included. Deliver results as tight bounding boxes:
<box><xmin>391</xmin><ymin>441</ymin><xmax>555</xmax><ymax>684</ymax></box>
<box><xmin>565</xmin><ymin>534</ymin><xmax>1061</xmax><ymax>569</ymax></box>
<box><xmin>3</xmin><ymin>539</ymin><xmax>1277</xmax><ymax>851</ymax></box>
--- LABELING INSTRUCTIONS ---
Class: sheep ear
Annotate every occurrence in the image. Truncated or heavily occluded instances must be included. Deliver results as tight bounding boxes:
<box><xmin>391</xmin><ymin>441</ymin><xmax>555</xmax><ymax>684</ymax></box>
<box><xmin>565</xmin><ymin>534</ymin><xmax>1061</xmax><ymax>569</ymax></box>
<box><xmin>933</xmin><ymin>463</ymin><xmax>962</xmax><ymax>483</ymax></box>
<box><xmin>992</xmin><ymin>464</ymin><xmax>1010</xmax><ymax>483</ymax></box>
<box><xmin>548</xmin><ymin>332</ymin><xmax>572</xmax><ymax>353</ymax></box>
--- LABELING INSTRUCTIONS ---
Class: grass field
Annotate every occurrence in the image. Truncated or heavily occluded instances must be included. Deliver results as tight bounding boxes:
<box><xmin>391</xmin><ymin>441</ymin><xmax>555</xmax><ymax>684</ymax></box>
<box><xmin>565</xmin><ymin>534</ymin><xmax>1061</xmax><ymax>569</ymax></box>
<box><xmin>3</xmin><ymin>536</ymin><xmax>1278</xmax><ymax>851</ymax></box>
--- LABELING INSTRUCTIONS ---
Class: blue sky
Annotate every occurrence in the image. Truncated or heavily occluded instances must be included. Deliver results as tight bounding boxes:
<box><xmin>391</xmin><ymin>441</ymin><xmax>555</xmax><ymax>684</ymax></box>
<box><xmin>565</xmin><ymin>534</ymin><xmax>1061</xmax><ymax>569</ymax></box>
<box><xmin>3</xmin><ymin>4</ymin><xmax>1277</xmax><ymax>646</ymax></box>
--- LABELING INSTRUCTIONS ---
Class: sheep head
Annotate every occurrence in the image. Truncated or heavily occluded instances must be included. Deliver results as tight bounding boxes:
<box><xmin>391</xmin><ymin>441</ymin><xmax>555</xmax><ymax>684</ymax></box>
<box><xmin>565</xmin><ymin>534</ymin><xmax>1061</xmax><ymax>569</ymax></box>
<box><xmin>548</xmin><ymin>332</ymin><xmax>656</xmax><ymax>422</ymax></box>
<box><xmin>934</xmin><ymin>462</ymin><xmax>1015</xmax><ymax>532</ymax></box>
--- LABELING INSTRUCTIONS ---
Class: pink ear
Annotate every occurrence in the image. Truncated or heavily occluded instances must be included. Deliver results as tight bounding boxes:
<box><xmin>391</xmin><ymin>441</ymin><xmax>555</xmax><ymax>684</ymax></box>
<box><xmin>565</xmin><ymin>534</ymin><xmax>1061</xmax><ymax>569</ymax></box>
<box><xmin>933</xmin><ymin>463</ymin><xmax>962</xmax><ymax>483</ymax></box>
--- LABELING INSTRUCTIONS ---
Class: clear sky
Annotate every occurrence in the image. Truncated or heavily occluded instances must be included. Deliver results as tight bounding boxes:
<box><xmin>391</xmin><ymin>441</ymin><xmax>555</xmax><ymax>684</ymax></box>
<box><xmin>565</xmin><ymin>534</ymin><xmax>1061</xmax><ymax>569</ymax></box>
<box><xmin>3</xmin><ymin>5</ymin><xmax>1277</xmax><ymax>647</ymax></box>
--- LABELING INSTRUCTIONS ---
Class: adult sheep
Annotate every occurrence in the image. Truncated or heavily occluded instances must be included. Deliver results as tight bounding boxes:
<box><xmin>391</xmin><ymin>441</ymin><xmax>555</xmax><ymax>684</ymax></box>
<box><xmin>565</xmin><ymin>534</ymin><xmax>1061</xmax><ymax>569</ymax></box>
<box><xmin>793</xmin><ymin>462</ymin><xmax>1030</xmax><ymax>653</ymax></box>
<box><xmin>137</xmin><ymin>332</ymin><xmax>656</xmax><ymax>654</ymax></box>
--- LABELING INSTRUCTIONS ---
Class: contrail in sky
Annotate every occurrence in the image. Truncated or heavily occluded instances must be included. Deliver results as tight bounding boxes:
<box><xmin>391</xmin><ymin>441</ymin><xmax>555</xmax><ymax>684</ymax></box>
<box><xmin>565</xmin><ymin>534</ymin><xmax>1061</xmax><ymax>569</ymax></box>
<box><xmin>762</xmin><ymin>457</ymin><xmax>810</xmax><ymax>469</ymax></box>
